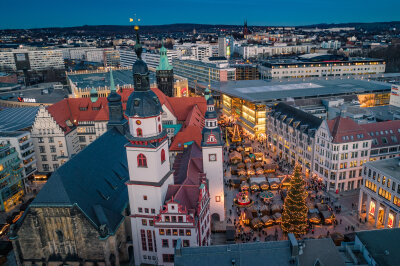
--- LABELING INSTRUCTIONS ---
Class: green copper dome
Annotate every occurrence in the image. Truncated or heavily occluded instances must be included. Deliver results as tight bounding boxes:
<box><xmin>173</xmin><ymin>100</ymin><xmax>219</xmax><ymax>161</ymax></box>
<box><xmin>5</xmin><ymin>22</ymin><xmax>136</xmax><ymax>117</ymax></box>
<box><xmin>90</xmin><ymin>88</ymin><xmax>98</xmax><ymax>103</ymax></box>
<box><xmin>156</xmin><ymin>43</ymin><xmax>172</xmax><ymax>71</ymax></box>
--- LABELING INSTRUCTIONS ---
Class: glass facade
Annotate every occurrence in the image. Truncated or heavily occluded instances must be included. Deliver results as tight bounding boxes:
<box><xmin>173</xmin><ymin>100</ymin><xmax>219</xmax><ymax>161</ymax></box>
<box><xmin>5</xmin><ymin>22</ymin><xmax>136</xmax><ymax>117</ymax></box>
<box><xmin>0</xmin><ymin>144</ymin><xmax>24</xmax><ymax>212</ymax></box>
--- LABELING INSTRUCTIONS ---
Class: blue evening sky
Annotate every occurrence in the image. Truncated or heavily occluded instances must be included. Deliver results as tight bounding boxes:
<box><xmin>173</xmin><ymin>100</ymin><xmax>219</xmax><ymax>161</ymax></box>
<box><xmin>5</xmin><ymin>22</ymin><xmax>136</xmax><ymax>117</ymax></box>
<box><xmin>1</xmin><ymin>0</ymin><xmax>399</xmax><ymax>29</ymax></box>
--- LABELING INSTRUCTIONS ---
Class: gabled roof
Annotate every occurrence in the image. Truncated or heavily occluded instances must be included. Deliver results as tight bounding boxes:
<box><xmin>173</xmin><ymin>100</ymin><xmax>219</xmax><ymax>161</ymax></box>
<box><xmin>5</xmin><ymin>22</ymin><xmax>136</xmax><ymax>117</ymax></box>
<box><xmin>327</xmin><ymin>116</ymin><xmax>371</xmax><ymax>143</ymax></box>
<box><xmin>360</xmin><ymin>120</ymin><xmax>400</xmax><ymax>149</ymax></box>
<box><xmin>30</xmin><ymin>128</ymin><xmax>129</xmax><ymax>235</ymax></box>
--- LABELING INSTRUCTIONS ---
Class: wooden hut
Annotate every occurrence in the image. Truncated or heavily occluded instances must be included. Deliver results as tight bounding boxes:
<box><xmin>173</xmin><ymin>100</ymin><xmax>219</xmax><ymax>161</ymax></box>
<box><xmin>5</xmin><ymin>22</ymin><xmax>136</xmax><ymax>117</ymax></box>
<box><xmin>260</xmin><ymin>181</ymin><xmax>269</xmax><ymax>191</ymax></box>
<box><xmin>261</xmin><ymin>215</ymin><xmax>274</xmax><ymax>227</ymax></box>
<box><xmin>260</xmin><ymin>205</ymin><xmax>270</xmax><ymax>216</ymax></box>
<box><xmin>272</xmin><ymin>213</ymin><xmax>282</xmax><ymax>224</ymax></box>
<box><xmin>251</xmin><ymin>218</ymin><xmax>263</xmax><ymax>229</ymax></box>
<box><xmin>229</xmin><ymin>151</ymin><xmax>242</xmax><ymax>164</ymax></box>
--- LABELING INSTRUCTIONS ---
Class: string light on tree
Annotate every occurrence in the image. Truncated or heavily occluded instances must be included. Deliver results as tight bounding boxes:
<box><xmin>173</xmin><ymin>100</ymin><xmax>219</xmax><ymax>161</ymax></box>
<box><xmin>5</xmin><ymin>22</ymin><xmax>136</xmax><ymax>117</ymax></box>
<box><xmin>281</xmin><ymin>164</ymin><xmax>308</xmax><ymax>236</ymax></box>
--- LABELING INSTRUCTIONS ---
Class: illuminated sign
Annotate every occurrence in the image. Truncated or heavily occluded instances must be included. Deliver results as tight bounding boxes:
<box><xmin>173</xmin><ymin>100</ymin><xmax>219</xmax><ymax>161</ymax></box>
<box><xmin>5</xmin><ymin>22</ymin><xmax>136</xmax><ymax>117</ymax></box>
<box><xmin>18</xmin><ymin>97</ymin><xmax>36</xmax><ymax>103</ymax></box>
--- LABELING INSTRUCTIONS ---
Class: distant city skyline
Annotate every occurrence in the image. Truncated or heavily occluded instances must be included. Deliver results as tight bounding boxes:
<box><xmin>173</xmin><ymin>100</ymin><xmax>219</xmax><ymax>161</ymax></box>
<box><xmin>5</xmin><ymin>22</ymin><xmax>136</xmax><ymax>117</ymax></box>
<box><xmin>1</xmin><ymin>0</ymin><xmax>400</xmax><ymax>30</ymax></box>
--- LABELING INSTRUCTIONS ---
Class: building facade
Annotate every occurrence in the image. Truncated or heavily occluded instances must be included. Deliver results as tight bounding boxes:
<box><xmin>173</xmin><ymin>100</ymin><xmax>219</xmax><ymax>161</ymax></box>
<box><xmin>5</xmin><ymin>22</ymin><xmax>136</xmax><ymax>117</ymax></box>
<box><xmin>172</xmin><ymin>58</ymin><xmax>235</xmax><ymax>88</ymax></box>
<box><xmin>0</xmin><ymin>131</ymin><xmax>37</xmax><ymax>187</ymax></box>
<box><xmin>30</xmin><ymin>105</ymin><xmax>80</xmax><ymax>173</ymax></box>
<box><xmin>259</xmin><ymin>54</ymin><xmax>385</xmax><ymax>79</ymax></box>
<box><xmin>314</xmin><ymin>117</ymin><xmax>372</xmax><ymax>192</ymax></box>
<box><xmin>0</xmin><ymin>48</ymin><xmax>65</xmax><ymax>72</ymax></box>
<box><xmin>0</xmin><ymin>143</ymin><xmax>24</xmax><ymax>212</ymax></box>
<box><xmin>359</xmin><ymin>158</ymin><xmax>400</xmax><ymax>229</ymax></box>
<box><xmin>267</xmin><ymin>103</ymin><xmax>322</xmax><ymax>175</ymax></box>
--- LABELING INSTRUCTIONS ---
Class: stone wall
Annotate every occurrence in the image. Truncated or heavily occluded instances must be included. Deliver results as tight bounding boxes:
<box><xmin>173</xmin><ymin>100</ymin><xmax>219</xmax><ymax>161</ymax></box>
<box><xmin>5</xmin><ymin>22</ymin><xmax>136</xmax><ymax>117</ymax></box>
<box><xmin>12</xmin><ymin>206</ymin><xmax>129</xmax><ymax>266</ymax></box>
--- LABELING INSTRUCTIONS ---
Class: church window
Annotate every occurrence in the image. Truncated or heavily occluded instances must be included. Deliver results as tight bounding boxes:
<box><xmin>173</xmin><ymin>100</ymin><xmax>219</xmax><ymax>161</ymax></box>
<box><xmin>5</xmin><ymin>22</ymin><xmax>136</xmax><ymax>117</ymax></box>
<box><xmin>186</xmin><ymin>230</ymin><xmax>191</xmax><ymax>236</ymax></box>
<box><xmin>145</xmin><ymin>208</ymin><xmax>149</xmax><ymax>213</ymax></box>
<box><xmin>143</xmin><ymin>196</ymin><xmax>148</xmax><ymax>201</ymax></box>
<box><xmin>159</xmin><ymin>124</ymin><xmax>162</xmax><ymax>133</ymax></box>
<box><xmin>216</xmin><ymin>196</ymin><xmax>221</xmax><ymax>202</ymax></box>
<box><xmin>142</xmin><ymin>219</ymin><xmax>147</xmax><ymax>226</ymax></box>
<box><xmin>137</xmin><ymin>128</ymin><xmax>143</xmax><ymax>137</ymax></box>
<box><xmin>161</xmin><ymin>149</ymin><xmax>166</xmax><ymax>163</ymax></box>
<box><xmin>137</xmin><ymin>154</ymin><xmax>147</xmax><ymax>167</ymax></box>
<box><xmin>138</xmin><ymin>207</ymin><xmax>143</xmax><ymax>213</ymax></box>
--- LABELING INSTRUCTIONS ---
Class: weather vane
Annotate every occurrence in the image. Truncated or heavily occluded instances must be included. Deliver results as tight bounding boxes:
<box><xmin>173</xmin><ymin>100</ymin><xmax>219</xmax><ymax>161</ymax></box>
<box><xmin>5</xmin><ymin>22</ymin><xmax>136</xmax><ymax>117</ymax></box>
<box><xmin>129</xmin><ymin>14</ymin><xmax>141</xmax><ymax>31</ymax></box>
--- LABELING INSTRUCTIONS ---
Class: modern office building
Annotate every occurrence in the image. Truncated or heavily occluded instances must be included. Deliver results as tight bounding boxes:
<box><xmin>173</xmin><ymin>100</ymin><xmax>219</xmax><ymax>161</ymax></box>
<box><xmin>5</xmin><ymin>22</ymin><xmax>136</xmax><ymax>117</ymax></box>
<box><xmin>0</xmin><ymin>48</ymin><xmax>65</xmax><ymax>72</ymax></box>
<box><xmin>118</xmin><ymin>47</ymin><xmax>178</xmax><ymax>69</ymax></box>
<box><xmin>232</xmin><ymin>64</ymin><xmax>259</xmax><ymax>80</ymax></box>
<box><xmin>172</xmin><ymin>58</ymin><xmax>236</xmax><ymax>89</ymax></box>
<box><xmin>174</xmin><ymin>43</ymin><xmax>214</xmax><ymax>61</ymax></box>
<box><xmin>267</xmin><ymin>103</ymin><xmax>323</xmax><ymax>175</ymax></box>
<box><xmin>359</xmin><ymin>158</ymin><xmax>400</xmax><ymax>228</ymax></box>
<box><xmin>103</xmin><ymin>49</ymin><xmax>120</xmax><ymax>67</ymax></box>
<box><xmin>209</xmin><ymin>78</ymin><xmax>392</xmax><ymax>137</ymax></box>
<box><xmin>259</xmin><ymin>54</ymin><xmax>385</xmax><ymax>79</ymax></box>
<box><xmin>236</xmin><ymin>43</ymin><xmax>313</xmax><ymax>59</ymax></box>
<box><xmin>0</xmin><ymin>132</ymin><xmax>37</xmax><ymax>186</ymax></box>
<box><xmin>314</xmin><ymin>117</ymin><xmax>372</xmax><ymax>192</ymax></box>
<box><xmin>0</xmin><ymin>142</ymin><xmax>24</xmax><ymax>212</ymax></box>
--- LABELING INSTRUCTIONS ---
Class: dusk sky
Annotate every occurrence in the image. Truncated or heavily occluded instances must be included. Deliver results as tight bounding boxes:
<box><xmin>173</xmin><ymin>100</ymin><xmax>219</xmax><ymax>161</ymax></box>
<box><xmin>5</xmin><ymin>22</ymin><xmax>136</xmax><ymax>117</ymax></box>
<box><xmin>1</xmin><ymin>0</ymin><xmax>399</xmax><ymax>29</ymax></box>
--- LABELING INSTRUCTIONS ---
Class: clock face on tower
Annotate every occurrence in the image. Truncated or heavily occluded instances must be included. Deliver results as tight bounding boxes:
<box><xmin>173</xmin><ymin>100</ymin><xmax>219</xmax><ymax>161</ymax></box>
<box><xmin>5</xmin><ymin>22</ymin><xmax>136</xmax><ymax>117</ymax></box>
<box><xmin>209</xmin><ymin>154</ymin><xmax>217</xmax><ymax>162</ymax></box>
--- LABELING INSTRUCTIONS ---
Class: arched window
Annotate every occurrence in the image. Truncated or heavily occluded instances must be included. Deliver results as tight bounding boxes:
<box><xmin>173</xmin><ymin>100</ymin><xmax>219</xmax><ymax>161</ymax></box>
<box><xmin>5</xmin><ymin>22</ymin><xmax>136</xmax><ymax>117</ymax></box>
<box><xmin>137</xmin><ymin>128</ymin><xmax>143</xmax><ymax>137</ymax></box>
<box><xmin>161</xmin><ymin>149</ymin><xmax>166</xmax><ymax>164</ymax></box>
<box><xmin>158</xmin><ymin>124</ymin><xmax>162</xmax><ymax>133</ymax></box>
<box><xmin>137</xmin><ymin>154</ymin><xmax>147</xmax><ymax>167</ymax></box>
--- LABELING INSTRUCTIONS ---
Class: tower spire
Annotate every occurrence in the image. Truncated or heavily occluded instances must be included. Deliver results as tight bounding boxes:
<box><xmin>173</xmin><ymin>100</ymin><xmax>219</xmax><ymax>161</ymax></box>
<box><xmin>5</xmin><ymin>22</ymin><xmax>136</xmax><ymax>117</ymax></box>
<box><xmin>109</xmin><ymin>67</ymin><xmax>116</xmax><ymax>93</ymax></box>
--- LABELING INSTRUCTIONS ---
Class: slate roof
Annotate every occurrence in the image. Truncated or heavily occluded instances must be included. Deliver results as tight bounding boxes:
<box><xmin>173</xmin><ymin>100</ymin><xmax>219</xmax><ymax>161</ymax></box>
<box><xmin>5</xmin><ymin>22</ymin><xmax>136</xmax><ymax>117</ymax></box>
<box><xmin>125</xmin><ymin>89</ymin><xmax>163</xmax><ymax>117</ymax></box>
<box><xmin>327</xmin><ymin>116</ymin><xmax>371</xmax><ymax>143</ymax></box>
<box><xmin>30</xmin><ymin>127</ymin><xmax>129</xmax><ymax>235</ymax></box>
<box><xmin>271</xmin><ymin>102</ymin><xmax>323</xmax><ymax>137</ymax></box>
<box><xmin>0</xmin><ymin>107</ymin><xmax>39</xmax><ymax>131</ymax></box>
<box><xmin>175</xmin><ymin>240</ymin><xmax>292</xmax><ymax>266</ymax></box>
<box><xmin>356</xmin><ymin>228</ymin><xmax>400</xmax><ymax>266</ymax></box>
<box><xmin>360</xmin><ymin>120</ymin><xmax>400</xmax><ymax>149</ymax></box>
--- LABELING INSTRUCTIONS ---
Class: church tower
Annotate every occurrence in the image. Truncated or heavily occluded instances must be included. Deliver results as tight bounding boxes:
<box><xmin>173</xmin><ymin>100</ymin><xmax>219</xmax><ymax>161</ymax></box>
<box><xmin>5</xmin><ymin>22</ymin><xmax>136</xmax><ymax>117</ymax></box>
<box><xmin>107</xmin><ymin>68</ymin><xmax>127</xmax><ymax>133</ymax></box>
<box><xmin>126</xmin><ymin>26</ymin><xmax>174</xmax><ymax>266</ymax></box>
<box><xmin>201</xmin><ymin>95</ymin><xmax>225</xmax><ymax>222</ymax></box>
<box><xmin>156</xmin><ymin>42</ymin><xmax>174</xmax><ymax>97</ymax></box>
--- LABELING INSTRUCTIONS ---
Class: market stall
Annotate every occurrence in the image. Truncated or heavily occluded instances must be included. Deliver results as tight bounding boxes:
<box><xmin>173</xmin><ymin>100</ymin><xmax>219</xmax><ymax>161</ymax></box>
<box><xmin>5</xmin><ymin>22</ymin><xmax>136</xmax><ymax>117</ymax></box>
<box><xmin>261</xmin><ymin>215</ymin><xmax>274</xmax><ymax>227</ymax></box>
<box><xmin>229</xmin><ymin>151</ymin><xmax>242</xmax><ymax>164</ymax></box>
<box><xmin>272</xmin><ymin>213</ymin><xmax>282</xmax><ymax>224</ymax></box>
<box><xmin>251</xmin><ymin>218</ymin><xmax>263</xmax><ymax>229</ymax></box>
<box><xmin>260</xmin><ymin>181</ymin><xmax>269</xmax><ymax>191</ymax></box>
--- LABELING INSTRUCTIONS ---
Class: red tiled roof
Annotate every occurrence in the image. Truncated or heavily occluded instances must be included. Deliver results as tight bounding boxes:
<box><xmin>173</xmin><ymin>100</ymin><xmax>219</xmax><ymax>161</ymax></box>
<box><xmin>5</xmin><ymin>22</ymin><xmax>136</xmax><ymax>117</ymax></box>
<box><xmin>360</xmin><ymin>120</ymin><xmax>400</xmax><ymax>148</ymax></box>
<box><xmin>327</xmin><ymin>116</ymin><xmax>371</xmax><ymax>143</ymax></box>
<box><xmin>167</xmin><ymin>97</ymin><xmax>207</xmax><ymax>121</ymax></box>
<box><xmin>169</xmin><ymin>125</ymin><xmax>203</xmax><ymax>151</ymax></box>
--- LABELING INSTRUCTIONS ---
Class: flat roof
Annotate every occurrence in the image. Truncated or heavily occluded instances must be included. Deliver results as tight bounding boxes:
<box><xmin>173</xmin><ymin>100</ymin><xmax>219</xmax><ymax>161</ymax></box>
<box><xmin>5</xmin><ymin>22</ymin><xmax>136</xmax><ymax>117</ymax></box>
<box><xmin>202</xmin><ymin>78</ymin><xmax>392</xmax><ymax>103</ymax></box>
<box><xmin>0</xmin><ymin>131</ymin><xmax>29</xmax><ymax>138</ymax></box>
<box><xmin>67</xmin><ymin>69</ymin><xmax>155</xmax><ymax>90</ymax></box>
<box><xmin>356</xmin><ymin>228</ymin><xmax>400</xmax><ymax>266</ymax></box>
<box><xmin>0</xmin><ymin>107</ymin><xmax>39</xmax><ymax>131</ymax></box>
<box><xmin>366</xmin><ymin>158</ymin><xmax>400</xmax><ymax>182</ymax></box>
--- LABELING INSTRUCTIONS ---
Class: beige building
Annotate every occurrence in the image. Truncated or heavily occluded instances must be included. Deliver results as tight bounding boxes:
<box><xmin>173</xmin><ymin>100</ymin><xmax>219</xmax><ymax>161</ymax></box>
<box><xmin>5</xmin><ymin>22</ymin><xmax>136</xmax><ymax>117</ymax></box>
<box><xmin>359</xmin><ymin>158</ymin><xmax>400</xmax><ymax>229</ymax></box>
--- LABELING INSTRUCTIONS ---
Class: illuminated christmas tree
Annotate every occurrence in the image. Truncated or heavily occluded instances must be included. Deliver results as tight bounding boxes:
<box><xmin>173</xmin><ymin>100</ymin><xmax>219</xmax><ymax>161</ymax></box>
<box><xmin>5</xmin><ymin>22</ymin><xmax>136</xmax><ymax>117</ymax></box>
<box><xmin>281</xmin><ymin>165</ymin><xmax>308</xmax><ymax>235</ymax></box>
